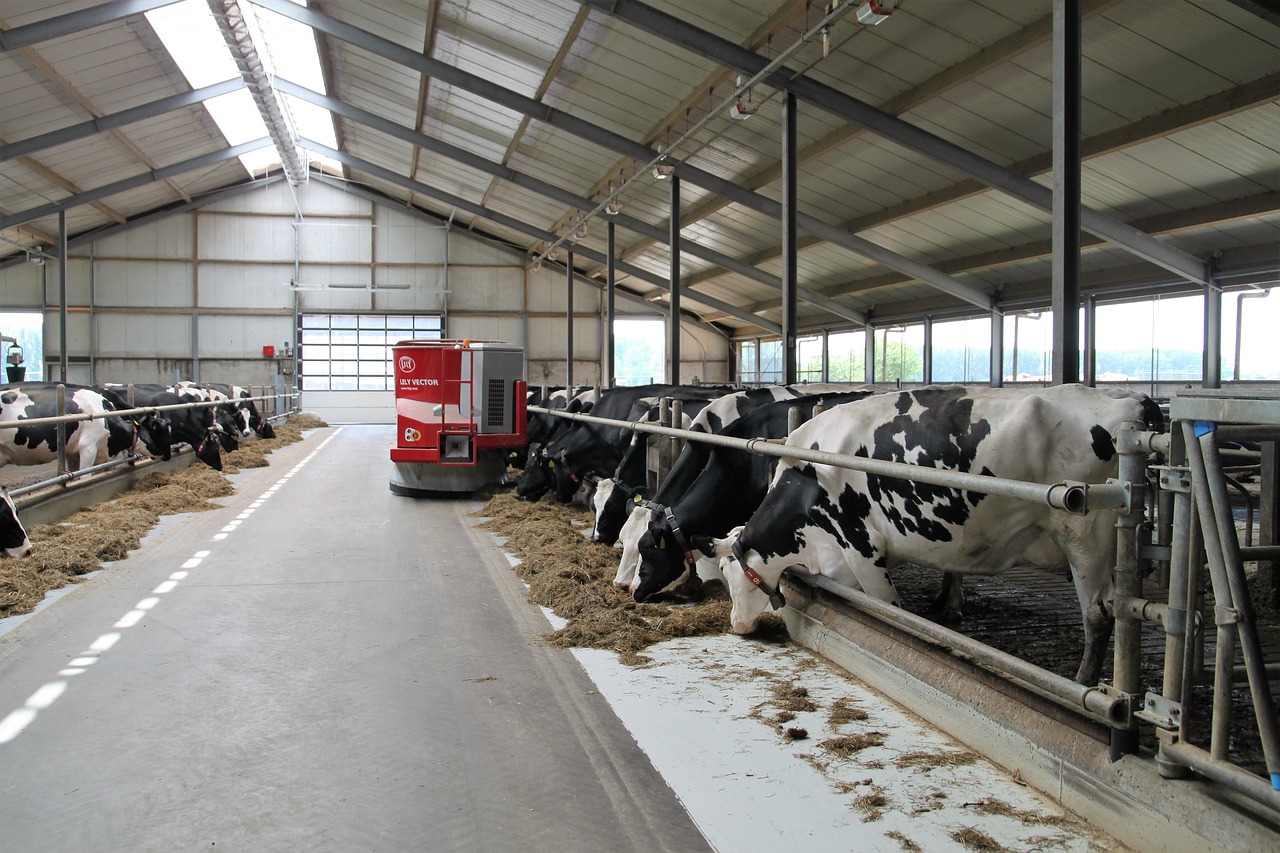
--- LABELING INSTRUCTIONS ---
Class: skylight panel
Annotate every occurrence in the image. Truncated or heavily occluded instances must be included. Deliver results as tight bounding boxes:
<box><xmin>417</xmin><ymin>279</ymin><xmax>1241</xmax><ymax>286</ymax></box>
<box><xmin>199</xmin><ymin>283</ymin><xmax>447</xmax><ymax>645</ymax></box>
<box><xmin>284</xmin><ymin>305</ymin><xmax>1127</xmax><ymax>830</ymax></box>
<box><xmin>147</xmin><ymin>0</ymin><xmax>340</xmax><ymax>178</ymax></box>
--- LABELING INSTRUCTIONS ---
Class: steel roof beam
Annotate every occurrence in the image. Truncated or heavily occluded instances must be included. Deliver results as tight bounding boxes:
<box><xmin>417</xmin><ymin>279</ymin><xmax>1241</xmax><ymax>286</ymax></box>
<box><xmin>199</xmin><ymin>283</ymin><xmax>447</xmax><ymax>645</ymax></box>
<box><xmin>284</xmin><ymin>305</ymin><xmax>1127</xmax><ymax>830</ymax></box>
<box><xmin>0</xmin><ymin>139</ymin><xmax>270</xmax><ymax>232</ymax></box>
<box><xmin>0</xmin><ymin>0</ymin><xmax>179</xmax><ymax>51</ymax></box>
<box><xmin>299</xmin><ymin>140</ymin><xmax>782</xmax><ymax>334</ymax></box>
<box><xmin>0</xmin><ymin>80</ymin><xmax>244</xmax><ymax>163</ymax></box>
<box><xmin>250</xmin><ymin>0</ymin><xmax>988</xmax><ymax>314</ymax></box>
<box><xmin>277</xmin><ymin>79</ymin><xmax>864</xmax><ymax>326</ymax></box>
<box><xmin>581</xmin><ymin>0</ymin><xmax>1209</xmax><ymax>288</ymax></box>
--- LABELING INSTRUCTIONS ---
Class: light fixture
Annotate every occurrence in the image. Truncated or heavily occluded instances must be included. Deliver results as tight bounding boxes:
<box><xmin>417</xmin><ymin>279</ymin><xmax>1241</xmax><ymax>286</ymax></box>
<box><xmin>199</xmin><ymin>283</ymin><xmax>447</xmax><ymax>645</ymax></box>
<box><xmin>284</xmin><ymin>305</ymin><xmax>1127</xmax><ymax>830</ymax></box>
<box><xmin>27</xmin><ymin>252</ymin><xmax>44</xmax><ymax>266</ymax></box>
<box><xmin>605</xmin><ymin>199</ymin><xmax>622</xmax><ymax>215</ymax></box>
<box><xmin>729</xmin><ymin>74</ymin><xmax>757</xmax><ymax>120</ymax></box>
<box><xmin>856</xmin><ymin>0</ymin><xmax>895</xmax><ymax>26</ymax></box>
<box><xmin>530</xmin><ymin>259</ymin><xmax>543</xmax><ymax>273</ymax></box>
<box><xmin>575</xmin><ymin>222</ymin><xmax>589</xmax><ymax>240</ymax></box>
<box><xmin>652</xmin><ymin>158</ymin><xmax>674</xmax><ymax>180</ymax></box>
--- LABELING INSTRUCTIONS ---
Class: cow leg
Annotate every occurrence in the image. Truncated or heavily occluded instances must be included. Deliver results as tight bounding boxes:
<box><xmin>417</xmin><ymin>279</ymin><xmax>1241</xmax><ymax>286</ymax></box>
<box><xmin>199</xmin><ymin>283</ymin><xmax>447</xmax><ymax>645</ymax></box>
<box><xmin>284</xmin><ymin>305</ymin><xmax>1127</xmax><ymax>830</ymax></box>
<box><xmin>929</xmin><ymin>572</ymin><xmax>964</xmax><ymax>623</ymax></box>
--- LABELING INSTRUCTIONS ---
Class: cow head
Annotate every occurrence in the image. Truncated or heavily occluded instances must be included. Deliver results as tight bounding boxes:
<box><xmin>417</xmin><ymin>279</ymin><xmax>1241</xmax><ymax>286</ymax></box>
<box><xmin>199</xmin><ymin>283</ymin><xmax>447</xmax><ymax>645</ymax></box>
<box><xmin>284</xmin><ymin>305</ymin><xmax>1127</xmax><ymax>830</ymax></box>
<box><xmin>196</xmin><ymin>431</ymin><xmax>223</xmax><ymax>471</ymax></box>
<box><xmin>134</xmin><ymin>413</ymin><xmax>172</xmax><ymax>461</ymax></box>
<box><xmin>591</xmin><ymin>479</ymin><xmax>649</xmax><ymax>546</ymax></box>
<box><xmin>631</xmin><ymin>509</ymin><xmax>694</xmax><ymax>602</ymax></box>
<box><xmin>506</xmin><ymin>445</ymin><xmax>530</xmax><ymax>469</ymax></box>
<box><xmin>702</xmin><ymin>529</ymin><xmax>783</xmax><ymax>634</ymax></box>
<box><xmin>515</xmin><ymin>449</ymin><xmax>554</xmax><ymax>502</ymax></box>
<box><xmin>255</xmin><ymin>420</ymin><xmax>275</xmax><ymax>439</ymax></box>
<box><xmin>0</xmin><ymin>488</ymin><xmax>31</xmax><ymax>558</ymax></box>
<box><xmin>551</xmin><ymin>451</ymin><xmax>582</xmax><ymax>504</ymax></box>
<box><xmin>213</xmin><ymin>414</ymin><xmax>239</xmax><ymax>451</ymax></box>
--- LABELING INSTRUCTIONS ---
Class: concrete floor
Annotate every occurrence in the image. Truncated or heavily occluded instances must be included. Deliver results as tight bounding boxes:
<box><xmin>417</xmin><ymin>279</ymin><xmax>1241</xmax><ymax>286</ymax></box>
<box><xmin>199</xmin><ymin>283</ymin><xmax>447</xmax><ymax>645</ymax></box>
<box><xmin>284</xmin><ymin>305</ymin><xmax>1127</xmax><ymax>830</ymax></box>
<box><xmin>0</xmin><ymin>425</ymin><xmax>710</xmax><ymax>852</ymax></box>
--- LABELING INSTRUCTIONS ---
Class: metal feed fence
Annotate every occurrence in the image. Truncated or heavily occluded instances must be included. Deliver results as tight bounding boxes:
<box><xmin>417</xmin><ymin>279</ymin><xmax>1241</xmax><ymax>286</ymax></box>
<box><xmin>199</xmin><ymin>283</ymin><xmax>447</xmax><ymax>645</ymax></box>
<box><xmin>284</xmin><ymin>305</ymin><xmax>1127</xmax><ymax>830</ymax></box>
<box><xmin>531</xmin><ymin>394</ymin><xmax>1280</xmax><ymax>812</ymax></box>
<box><xmin>0</xmin><ymin>385</ymin><xmax>298</xmax><ymax>495</ymax></box>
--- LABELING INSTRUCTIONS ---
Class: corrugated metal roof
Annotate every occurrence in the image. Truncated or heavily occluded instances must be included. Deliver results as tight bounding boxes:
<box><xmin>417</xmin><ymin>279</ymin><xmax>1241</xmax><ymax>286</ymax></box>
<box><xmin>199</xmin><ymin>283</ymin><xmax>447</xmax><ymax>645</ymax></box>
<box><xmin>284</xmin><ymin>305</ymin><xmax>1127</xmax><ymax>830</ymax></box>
<box><xmin>2</xmin><ymin>0</ymin><xmax>1277</xmax><ymax>334</ymax></box>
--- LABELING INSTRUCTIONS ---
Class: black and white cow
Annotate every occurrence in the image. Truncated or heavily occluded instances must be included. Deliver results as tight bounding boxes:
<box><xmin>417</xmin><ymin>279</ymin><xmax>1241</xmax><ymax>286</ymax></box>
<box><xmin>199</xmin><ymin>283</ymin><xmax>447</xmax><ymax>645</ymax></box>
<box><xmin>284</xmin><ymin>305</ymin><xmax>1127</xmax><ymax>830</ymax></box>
<box><xmin>101</xmin><ymin>383</ymin><xmax>224</xmax><ymax>471</ymax></box>
<box><xmin>595</xmin><ymin>385</ymin><xmax>871</xmax><ymax>547</ymax></box>
<box><xmin>515</xmin><ymin>388</ymin><xmax>597</xmax><ymax>500</ymax></box>
<box><xmin>699</xmin><ymin>385</ymin><xmax>1163</xmax><ymax>686</ymax></box>
<box><xmin>626</xmin><ymin>390</ymin><xmax>880</xmax><ymax>601</ymax></box>
<box><xmin>0</xmin><ymin>487</ymin><xmax>31</xmax><ymax>557</ymax></box>
<box><xmin>170</xmin><ymin>383</ymin><xmax>239</xmax><ymax>451</ymax></box>
<box><xmin>551</xmin><ymin>389</ymin><xmax>727</xmax><ymax>504</ymax></box>
<box><xmin>0</xmin><ymin>383</ymin><xmax>171</xmax><ymax>471</ymax></box>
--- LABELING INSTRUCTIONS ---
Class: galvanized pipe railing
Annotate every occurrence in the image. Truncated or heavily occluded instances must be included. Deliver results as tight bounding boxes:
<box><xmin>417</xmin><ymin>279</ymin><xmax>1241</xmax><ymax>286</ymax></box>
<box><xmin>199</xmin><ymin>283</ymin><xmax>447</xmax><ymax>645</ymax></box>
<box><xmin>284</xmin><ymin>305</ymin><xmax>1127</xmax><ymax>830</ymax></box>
<box><xmin>530</xmin><ymin>404</ymin><xmax>1133</xmax><ymax>515</ymax></box>
<box><xmin>9</xmin><ymin>453</ymin><xmax>147</xmax><ymax>497</ymax></box>
<box><xmin>799</xmin><ymin>573</ymin><xmax>1129</xmax><ymax>726</ymax></box>
<box><xmin>0</xmin><ymin>390</ymin><xmax>296</xmax><ymax>432</ymax></box>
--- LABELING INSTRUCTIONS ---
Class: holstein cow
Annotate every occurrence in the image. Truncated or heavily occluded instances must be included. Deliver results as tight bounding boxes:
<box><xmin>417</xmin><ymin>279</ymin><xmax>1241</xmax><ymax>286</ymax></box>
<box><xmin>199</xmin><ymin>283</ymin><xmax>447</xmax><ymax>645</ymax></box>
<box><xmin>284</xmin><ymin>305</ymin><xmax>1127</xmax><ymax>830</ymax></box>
<box><xmin>551</xmin><ymin>389</ymin><xmax>727</xmax><ymax>505</ymax></box>
<box><xmin>697</xmin><ymin>385</ymin><xmax>1163</xmax><ymax>686</ymax></box>
<box><xmin>0</xmin><ymin>383</ymin><xmax>171</xmax><ymax>471</ymax></box>
<box><xmin>595</xmin><ymin>384</ymin><xmax>874</xmax><ymax>548</ymax></box>
<box><xmin>510</xmin><ymin>386</ymin><xmax>591</xmax><ymax>470</ymax></box>
<box><xmin>514</xmin><ymin>388</ymin><xmax>597</xmax><ymax>500</ymax></box>
<box><xmin>169</xmin><ymin>383</ymin><xmax>239</xmax><ymax>451</ymax></box>
<box><xmin>102</xmin><ymin>383</ymin><xmax>224</xmax><ymax>471</ymax></box>
<box><xmin>178</xmin><ymin>381</ymin><xmax>274</xmax><ymax>439</ymax></box>
<box><xmin>0</xmin><ymin>487</ymin><xmax>31</xmax><ymax>557</ymax></box>
<box><xmin>627</xmin><ymin>390</ymin><xmax>880</xmax><ymax>601</ymax></box>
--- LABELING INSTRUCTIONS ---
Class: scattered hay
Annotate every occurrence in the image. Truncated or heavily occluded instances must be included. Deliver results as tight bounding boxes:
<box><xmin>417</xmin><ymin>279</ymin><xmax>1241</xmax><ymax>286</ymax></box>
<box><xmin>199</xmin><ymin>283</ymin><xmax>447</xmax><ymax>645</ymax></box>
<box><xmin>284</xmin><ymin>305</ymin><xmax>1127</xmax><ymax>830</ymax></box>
<box><xmin>852</xmin><ymin>787</ymin><xmax>890</xmax><ymax>821</ymax></box>
<box><xmin>472</xmin><ymin>490</ymin><xmax>734</xmax><ymax>664</ymax></box>
<box><xmin>965</xmin><ymin>797</ymin><xmax>1069</xmax><ymax>828</ymax></box>
<box><xmin>895</xmin><ymin>749</ymin><xmax>979</xmax><ymax>771</ymax></box>
<box><xmin>782</xmin><ymin>726</ymin><xmax>809</xmax><ymax>742</ymax></box>
<box><xmin>0</xmin><ymin>418</ymin><xmax>316</xmax><ymax>618</ymax></box>
<box><xmin>287</xmin><ymin>412</ymin><xmax>329</xmax><ymax>430</ymax></box>
<box><xmin>885</xmin><ymin>831</ymin><xmax>922</xmax><ymax>852</ymax></box>
<box><xmin>819</xmin><ymin>732</ymin><xmax>887</xmax><ymax>760</ymax></box>
<box><xmin>951</xmin><ymin>826</ymin><xmax>1005</xmax><ymax>852</ymax></box>
<box><xmin>770</xmin><ymin>681</ymin><xmax>818</xmax><ymax>713</ymax></box>
<box><xmin>828</xmin><ymin>696</ymin><xmax>869</xmax><ymax>727</ymax></box>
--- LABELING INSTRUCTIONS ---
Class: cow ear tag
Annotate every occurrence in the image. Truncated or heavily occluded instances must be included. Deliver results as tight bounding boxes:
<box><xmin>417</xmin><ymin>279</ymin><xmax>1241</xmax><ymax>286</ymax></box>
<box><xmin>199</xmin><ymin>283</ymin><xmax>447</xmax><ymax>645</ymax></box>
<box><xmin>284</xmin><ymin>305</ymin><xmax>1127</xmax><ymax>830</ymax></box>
<box><xmin>633</xmin><ymin>494</ymin><xmax>643</xmax><ymax>504</ymax></box>
<box><xmin>548</xmin><ymin>460</ymin><xmax>555</xmax><ymax>468</ymax></box>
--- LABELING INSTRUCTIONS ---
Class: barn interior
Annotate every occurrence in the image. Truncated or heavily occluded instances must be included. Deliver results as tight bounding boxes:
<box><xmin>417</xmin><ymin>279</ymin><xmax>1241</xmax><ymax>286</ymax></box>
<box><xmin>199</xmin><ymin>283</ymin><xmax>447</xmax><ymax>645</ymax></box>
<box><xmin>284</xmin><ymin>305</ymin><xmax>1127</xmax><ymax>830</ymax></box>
<box><xmin>1</xmin><ymin>1</ymin><xmax>1279</xmax><ymax>850</ymax></box>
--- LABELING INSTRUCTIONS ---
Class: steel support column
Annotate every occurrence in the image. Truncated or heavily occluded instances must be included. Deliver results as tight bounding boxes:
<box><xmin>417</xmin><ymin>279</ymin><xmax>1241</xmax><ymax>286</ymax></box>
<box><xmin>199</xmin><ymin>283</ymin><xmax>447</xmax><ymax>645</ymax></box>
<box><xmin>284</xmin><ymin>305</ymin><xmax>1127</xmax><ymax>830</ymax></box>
<box><xmin>606</xmin><ymin>221</ymin><xmax>617</xmax><ymax>388</ymax></box>
<box><xmin>1204</xmin><ymin>280</ymin><xmax>1223</xmax><ymax>388</ymax></box>
<box><xmin>566</xmin><ymin>250</ymin><xmax>575</xmax><ymax>388</ymax></box>
<box><xmin>668</xmin><ymin>174</ymin><xmax>681</xmax><ymax>384</ymax></box>
<box><xmin>58</xmin><ymin>209</ymin><xmax>68</xmax><ymax>383</ymax></box>
<box><xmin>990</xmin><ymin>307</ymin><xmax>1004</xmax><ymax>388</ymax></box>
<box><xmin>781</xmin><ymin>92</ymin><xmax>798</xmax><ymax>385</ymax></box>
<box><xmin>1084</xmin><ymin>294</ymin><xmax>1098</xmax><ymax>386</ymax></box>
<box><xmin>922</xmin><ymin>316</ymin><xmax>934</xmax><ymax>385</ymax></box>
<box><xmin>1053</xmin><ymin>0</ymin><xmax>1082</xmax><ymax>385</ymax></box>
<box><xmin>864</xmin><ymin>326</ymin><xmax>876</xmax><ymax>385</ymax></box>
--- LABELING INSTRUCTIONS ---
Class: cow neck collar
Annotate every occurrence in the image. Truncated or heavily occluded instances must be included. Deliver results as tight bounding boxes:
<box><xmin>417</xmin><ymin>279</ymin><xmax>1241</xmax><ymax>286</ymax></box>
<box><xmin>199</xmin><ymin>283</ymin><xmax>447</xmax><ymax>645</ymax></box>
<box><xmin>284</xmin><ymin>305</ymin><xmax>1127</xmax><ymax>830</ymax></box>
<box><xmin>662</xmin><ymin>504</ymin><xmax>695</xmax><ymax>569</ymax></box>
<box><xmin>731</xmin><ymin>538</ymin><xmax>785</xmax><ymax>610</ymax></box>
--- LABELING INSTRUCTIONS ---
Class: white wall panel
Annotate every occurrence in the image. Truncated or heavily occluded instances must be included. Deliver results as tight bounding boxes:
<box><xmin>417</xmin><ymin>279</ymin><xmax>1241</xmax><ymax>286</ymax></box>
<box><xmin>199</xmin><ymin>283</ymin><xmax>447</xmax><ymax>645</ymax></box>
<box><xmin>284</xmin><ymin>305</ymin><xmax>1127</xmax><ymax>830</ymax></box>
<box><xmin>94</xmin><ymin>259</ymin><xmax>194</xmax><ymax>307</ymax></box>
<box><xmin>375</xmin><ymin>214</ymin><xmax>447</xmax><ymax>264</ymax></box>
<box><xmin>44</xmin><ymin>258</ymin><xmax>91</xmax><ymax>307</ymax></box>
<box><xmin>298</xmin><ymin>220</ymin><xmax>373</xmax><ymax>265</ymax></box>
<box><xmin>94</xmin><ymin>213</ymin><xmax>194</xmax><ymax>259</ymax></box>
<box><xmin>43</xmin><ymin>311</ymin><xmax>88</xmax><ymax>358</ymax></box>
<box><xmin>447</xmin><ymin>267</ymin><xmax>524</xmax><ymax>312</ymax></box>
<box><xmin>0</xmin><ymin>262</ymin><xmax>46</xmax><ymax>307</ymax></box>
<box><xmin>450</xmin><ymin>316</ymin><xmax>525</xmax><ymax>346</ymax></box>
<box><xmin>370</xmin><ymin>287</ymin><xmax>446</xmax><ymax>313</ymax></box>
<box><xmin>199</xmin><ymin>314</ymin><xmax>292</xmax><ymax>359</ymax></box>
<box><xmin>199</xmin><ymin>262</ymin><xmax>295</xmax><ymax>309</ymax></box>
<box><xmin>198</xmin><ymin>214</ymin><xmax>296</xmax><ymax>262</ymax></box>
<box><xmin>95</xmin><ymin>312</ymin><xmax>191</xmax><ymax>357</ymax></box>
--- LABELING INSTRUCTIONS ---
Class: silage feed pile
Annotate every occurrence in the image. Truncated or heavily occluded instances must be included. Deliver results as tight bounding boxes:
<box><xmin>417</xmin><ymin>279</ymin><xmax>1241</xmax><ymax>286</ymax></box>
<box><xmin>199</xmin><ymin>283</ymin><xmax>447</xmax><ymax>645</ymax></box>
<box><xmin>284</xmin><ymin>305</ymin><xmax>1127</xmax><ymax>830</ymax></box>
<box><xmin>474</xmin><ymin>490</ymin><xmax>778</xmax><ymax>665</ymax></box>
<box><xmin>0</xmin><ymin>413</ymin><xmax>329</xmax><ymax>619</ymax></box>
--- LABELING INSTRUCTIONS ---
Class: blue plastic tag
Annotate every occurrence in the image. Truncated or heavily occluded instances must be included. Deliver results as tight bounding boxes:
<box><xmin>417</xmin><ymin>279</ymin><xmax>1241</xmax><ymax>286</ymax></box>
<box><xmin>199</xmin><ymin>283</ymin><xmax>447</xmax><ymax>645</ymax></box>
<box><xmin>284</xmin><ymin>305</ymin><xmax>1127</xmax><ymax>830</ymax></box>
<box><xmin>1193</xmin><ymin>420</ymin><xmax>1216</xmax><ymax>438</ymax></box>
